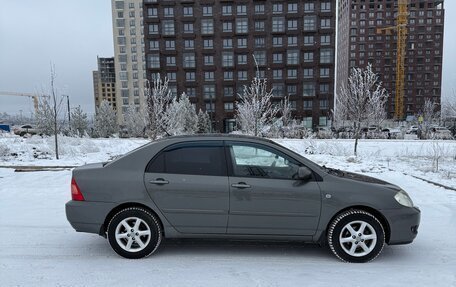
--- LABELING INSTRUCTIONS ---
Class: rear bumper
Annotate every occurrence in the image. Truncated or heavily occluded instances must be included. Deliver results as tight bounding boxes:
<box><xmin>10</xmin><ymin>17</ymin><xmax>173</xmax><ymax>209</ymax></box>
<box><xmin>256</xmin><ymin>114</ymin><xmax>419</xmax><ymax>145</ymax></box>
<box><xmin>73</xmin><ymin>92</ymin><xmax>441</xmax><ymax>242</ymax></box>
<box><xmin>65</xmin><ymin>200</ymin><xmax>116</xmax><ymax>235</ymax></box>
<box><xmin>382</xmin><ymin>206</ymin><xmax>421</xmax><ymax>245</ymax></box>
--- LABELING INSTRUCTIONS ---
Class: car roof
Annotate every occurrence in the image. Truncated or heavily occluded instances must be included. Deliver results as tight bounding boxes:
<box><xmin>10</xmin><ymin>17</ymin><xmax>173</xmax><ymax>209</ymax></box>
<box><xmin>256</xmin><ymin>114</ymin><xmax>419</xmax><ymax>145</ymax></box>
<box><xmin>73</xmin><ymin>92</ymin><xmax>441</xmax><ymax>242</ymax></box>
<box><xmin>153</xmin><ymin>133</ymin><xmax>277</xmax><ymax>144</ymax></box>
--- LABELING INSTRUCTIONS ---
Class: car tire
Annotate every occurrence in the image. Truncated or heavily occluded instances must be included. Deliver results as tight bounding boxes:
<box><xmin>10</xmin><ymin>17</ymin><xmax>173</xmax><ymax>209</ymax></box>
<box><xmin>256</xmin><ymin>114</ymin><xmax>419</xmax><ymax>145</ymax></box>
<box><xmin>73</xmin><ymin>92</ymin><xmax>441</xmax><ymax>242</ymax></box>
<box><xmin>327</xmin><ymin>209</ymin><xmax>385</xmax><ymax>263</ymax></box>
<box><xmin>107</xmin><ymin>207</ymin><xmax>162</xmax><ymax>259</ymax></box>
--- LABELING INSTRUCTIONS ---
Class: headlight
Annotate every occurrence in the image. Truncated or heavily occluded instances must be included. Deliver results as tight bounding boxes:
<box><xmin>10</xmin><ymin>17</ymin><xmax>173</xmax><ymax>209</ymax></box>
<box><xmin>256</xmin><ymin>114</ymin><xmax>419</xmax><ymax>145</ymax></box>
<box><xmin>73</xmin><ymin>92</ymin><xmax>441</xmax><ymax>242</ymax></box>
<box><xmin>394</xmin><ymin>190</ymin><xmax>414</xmax><ymax>207</ymax></box>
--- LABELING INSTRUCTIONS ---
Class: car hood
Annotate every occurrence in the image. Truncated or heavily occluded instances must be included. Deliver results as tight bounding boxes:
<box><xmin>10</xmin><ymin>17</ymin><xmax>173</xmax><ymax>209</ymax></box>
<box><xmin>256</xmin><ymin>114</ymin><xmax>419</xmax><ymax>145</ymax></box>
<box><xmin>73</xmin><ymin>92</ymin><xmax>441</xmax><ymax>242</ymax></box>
<box><xmin>325</xmin><ymin>168</ymin><xmax>401</xmax><ymax>191</ymax></box>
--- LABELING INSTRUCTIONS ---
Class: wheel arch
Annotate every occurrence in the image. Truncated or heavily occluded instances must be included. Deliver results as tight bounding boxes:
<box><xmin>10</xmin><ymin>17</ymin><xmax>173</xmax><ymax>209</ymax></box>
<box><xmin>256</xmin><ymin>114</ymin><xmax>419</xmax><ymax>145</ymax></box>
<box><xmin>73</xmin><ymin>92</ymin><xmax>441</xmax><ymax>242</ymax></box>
<box><xmin>99</xmin><ymin>202</ymin><xmax>165</xmax><ymax>238</ymax></box>
<box><xmin>324</xmin><ymin>205</ymin><xmax>391</xmax><ymax>244</ymax></box>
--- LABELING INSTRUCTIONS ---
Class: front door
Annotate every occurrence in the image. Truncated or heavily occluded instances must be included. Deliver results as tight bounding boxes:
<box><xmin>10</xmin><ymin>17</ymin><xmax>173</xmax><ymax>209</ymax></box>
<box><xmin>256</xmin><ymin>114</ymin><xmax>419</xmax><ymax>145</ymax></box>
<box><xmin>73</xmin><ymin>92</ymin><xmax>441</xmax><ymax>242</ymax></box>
<box><xmin>226</xmin><ymin>142</ymin><xmax>322</xmax><ymax>236</ymax></box>
<box><xmin>144</xmin><ymin>141</ymin><xmax>229</xmax><ymax>234</ymax></box>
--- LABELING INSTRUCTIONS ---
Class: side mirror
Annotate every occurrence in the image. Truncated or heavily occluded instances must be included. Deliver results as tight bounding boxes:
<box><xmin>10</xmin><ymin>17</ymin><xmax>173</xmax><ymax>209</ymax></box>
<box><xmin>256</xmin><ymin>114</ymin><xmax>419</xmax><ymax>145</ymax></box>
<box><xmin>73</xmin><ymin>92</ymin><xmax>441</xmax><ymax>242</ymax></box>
<box><xmin>298</xmin><ymin>166</ymin><xmax>313</xmax><ymax>181</ymax></box>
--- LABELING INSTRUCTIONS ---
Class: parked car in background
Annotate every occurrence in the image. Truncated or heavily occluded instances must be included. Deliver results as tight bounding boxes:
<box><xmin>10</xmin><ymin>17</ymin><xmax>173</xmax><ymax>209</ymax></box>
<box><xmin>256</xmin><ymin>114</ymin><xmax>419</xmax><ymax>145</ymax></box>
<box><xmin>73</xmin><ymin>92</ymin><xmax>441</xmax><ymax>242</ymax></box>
<box><xmin>431</xmin><ymin>127</ymin><xmax>453</xmax><ymax>140</ymax></box>
<box><xmin>66</xmin><ymin>135</ymin><xmax>420</xmax><ymax>263</ymax></box>
<box><xmin>381</xmin><ymin>128</ymin><xmax>402</xmax><ymax>139</ymax></box>
<box><xmin>406</xmin><ymin>126</ymin><xmax>419</xmax><ymax>134</ymax></box>
<box><xmin>13</xmin><ymin>125</ymin><xmax>38</xmax><ymax>136</ymax></box>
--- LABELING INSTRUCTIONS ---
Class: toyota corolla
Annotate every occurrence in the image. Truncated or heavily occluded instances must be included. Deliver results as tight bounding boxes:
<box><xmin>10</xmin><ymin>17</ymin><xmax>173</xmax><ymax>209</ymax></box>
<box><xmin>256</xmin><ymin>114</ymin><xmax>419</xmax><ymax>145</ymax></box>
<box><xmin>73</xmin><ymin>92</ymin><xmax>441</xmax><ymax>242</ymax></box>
<box><xmin>66</xmin><ymin>135</ymin><xmax>420</xmax><ymax>262</ymax></box>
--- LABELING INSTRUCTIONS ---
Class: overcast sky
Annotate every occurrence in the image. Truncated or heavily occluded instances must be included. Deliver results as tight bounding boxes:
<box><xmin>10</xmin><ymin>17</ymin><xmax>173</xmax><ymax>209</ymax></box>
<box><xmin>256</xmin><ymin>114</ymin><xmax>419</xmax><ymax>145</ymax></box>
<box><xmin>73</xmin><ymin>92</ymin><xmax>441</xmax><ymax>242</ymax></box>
<box><xmin>1</xmin><ymin>0</ymin><xmax>455</xmax><ymax>117</ymax></box>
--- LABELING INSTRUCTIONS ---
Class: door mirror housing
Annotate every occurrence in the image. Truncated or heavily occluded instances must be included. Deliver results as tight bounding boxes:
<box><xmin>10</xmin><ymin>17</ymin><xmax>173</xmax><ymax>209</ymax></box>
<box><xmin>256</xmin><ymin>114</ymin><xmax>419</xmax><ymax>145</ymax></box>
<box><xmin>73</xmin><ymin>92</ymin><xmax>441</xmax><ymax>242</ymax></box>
<box><xmin>298</xmin><ymin>166</ymin><xmax>313</xmax><ymax>180</ymax></box>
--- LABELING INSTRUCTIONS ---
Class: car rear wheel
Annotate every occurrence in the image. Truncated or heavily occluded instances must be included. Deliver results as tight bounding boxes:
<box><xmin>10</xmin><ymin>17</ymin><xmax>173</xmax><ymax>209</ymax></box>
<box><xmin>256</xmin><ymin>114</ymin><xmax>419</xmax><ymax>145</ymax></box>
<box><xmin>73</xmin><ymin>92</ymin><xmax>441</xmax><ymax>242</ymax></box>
<box><xmin>327</xmin><ymin>209</ymin><xmax>385</xmax><ymax>263</ymax></box>
<box><xmin>107</xmin><ymin>207</ymin><xmax>162</xmax><ymax>259</ymax></box>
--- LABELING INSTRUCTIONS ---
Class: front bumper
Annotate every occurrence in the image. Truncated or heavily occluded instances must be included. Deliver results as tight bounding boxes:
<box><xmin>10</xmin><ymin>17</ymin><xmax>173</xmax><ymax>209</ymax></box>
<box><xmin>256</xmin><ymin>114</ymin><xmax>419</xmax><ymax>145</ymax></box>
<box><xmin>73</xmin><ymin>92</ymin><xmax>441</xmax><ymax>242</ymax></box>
<box><xmin>382</xmin><ymin>206</ymin><xmax>421</xmax><ymax>245</ymax></box>
<box><xmin>65</xmin><ymin>200</ymin><xmax>116</xmax><ymax>235</ymax></box>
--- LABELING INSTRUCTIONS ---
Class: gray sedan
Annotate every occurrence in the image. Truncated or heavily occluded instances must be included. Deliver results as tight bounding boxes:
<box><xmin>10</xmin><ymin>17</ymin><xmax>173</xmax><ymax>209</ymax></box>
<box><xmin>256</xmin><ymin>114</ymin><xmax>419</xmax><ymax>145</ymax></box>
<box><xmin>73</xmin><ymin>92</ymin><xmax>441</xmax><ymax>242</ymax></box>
<box><xmin>66</xmin><ymin>135</ymin><xmax>420</xmax><ymax>262</ymax></box>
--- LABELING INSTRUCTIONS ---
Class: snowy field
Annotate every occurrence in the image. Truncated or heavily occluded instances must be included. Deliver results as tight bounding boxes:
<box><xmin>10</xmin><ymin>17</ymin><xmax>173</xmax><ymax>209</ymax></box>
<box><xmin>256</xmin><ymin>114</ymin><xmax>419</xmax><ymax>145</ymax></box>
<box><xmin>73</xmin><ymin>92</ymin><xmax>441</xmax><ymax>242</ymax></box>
<box><xmin>1</xmin><ymin>135</ymin><xmax>456</xmax><ymax>286</ymax></box>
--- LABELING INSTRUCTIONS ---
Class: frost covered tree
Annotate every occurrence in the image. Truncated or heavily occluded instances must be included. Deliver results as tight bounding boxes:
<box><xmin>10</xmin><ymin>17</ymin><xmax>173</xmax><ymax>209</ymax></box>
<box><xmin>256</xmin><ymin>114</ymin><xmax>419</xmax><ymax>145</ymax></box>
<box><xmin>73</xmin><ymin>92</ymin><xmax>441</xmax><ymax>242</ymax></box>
<box><xmin>123</xmin><ymin>104</ymin><xmax>147</xmax><ymax>137</ymax></box>
<box><xmin>420</xmin><ymin>98</ymin><xmax>440</xmax><ymax>139</ymax></box>
<box><xmin>165</xmin><ymin>93</ymin><xmax>198</xmax><ymax>135</ymax></box>
<box><xmin>70</xmin><ymin>106</ymin><xmax>89</xmax><ymax>137</ymax></box>
<box><xmin>336</xmin><ymin>64</ymin><xmax>389</xmax><ymax>155</ymax></box>
<box><xmin>94</xmin><ymin>100</ymin><xmax>118</xmax><ymax>138</ymax></box>
<box><xmin>145</xmin><ymin>75</ymin><xmax>174</xmax><ymax>139</ymax></box>
<box><xmin>197</xmin><ymin>109</ymin><xmax>211</xmax><ymax>133</ymax></box>
<box><xmin>35</xmin><ymin>64</ymin><xmax>66</xmax><ymax>159</ymax></box>
<box><xmin>280</xmin><ymin>96</ymin><xmax>293</xmax><ymax>127</ymax></box>
<box><xmin>236</xmin><ymin>77</ymin><xmax>279</xmax><ymax>136</ymax></box>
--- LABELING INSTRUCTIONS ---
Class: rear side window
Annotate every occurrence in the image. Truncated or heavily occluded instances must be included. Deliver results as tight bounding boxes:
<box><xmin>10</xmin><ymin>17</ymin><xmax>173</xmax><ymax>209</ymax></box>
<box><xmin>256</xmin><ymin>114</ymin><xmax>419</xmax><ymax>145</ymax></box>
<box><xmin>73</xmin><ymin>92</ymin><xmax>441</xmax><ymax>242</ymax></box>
<box><xmin>146</xmin><ymin>143</ymin><xmax>227</xmax><ymax>176</ymax></box>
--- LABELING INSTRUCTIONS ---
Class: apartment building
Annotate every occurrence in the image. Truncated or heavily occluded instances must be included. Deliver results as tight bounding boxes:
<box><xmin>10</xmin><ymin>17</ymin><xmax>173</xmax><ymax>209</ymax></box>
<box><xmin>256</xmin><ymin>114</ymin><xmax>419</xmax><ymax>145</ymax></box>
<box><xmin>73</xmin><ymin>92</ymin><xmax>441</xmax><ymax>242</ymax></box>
<box><xmin>93</xmin><ymin>57</ymin><xmax>116</xmax><ymax>110</ymax></box>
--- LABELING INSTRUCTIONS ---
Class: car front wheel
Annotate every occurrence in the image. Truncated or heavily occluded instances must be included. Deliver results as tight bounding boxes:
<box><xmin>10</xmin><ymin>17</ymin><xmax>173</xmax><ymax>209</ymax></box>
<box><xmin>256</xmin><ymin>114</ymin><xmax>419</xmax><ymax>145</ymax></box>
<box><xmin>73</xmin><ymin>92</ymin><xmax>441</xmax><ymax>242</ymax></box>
<box><xmin>107</xmin><ymin>207</ymin><xmax>162</xmax><ymax>259</ymax></box>
<box><xmin>327</xmin><ymin>209</ymin><xmax>385</xmax><ymax>263</ymax></box>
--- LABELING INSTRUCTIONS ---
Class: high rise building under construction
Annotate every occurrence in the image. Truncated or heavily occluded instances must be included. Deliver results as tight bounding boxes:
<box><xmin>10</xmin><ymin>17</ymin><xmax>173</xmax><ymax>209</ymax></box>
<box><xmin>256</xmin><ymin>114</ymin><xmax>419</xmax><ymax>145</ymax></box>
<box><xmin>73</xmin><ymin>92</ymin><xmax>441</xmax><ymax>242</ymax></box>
<box><xmin>337</xmin><ymin>0</ymin><xmax>445</xmax><ymax>119</ymax></box>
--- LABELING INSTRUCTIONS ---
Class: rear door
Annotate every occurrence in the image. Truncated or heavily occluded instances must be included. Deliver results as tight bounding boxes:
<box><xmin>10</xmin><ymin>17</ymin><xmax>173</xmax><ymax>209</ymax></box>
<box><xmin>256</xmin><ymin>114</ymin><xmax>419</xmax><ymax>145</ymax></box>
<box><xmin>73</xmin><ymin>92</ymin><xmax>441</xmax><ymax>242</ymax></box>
<box><xmin>226</xmin><ymin>142</ymin><xmax>322</xmax><ymax>236</ymax></box>
<box><xmin>144</xmin><ymin>141</ymin><xmax>229</xmax><ymax>234</ymax></box>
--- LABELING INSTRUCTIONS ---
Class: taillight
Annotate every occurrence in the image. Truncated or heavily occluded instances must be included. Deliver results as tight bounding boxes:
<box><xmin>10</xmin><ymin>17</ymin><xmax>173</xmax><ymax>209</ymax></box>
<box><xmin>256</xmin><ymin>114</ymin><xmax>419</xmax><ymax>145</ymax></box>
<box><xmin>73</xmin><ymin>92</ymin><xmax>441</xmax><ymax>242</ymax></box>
<box><xmin>71</xmin><ymin>178</ymin><xmax>85</xmax><ymax>201</ymax></box>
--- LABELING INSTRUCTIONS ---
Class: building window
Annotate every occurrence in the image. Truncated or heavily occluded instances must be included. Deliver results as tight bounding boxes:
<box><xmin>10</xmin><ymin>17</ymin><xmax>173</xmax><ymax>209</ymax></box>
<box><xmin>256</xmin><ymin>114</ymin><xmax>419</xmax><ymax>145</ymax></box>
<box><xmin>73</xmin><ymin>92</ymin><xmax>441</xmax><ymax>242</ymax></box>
<box><xmin>287</xmin><ymin>69</ymin><xmax>297</xmax><ymax>79</ymax></box>
<box><xmin>304</xmin><ymin>35</ymin><xmax>314</xmax><ymax>46</ymax></box>
<box><xmin>319</xmin><ymin>116</ymin><xmax>328</xmax><ymax>126</ymax></box>
<box><xmin>166</xmin><ymin>56</ymin><xmax>176</xmax><ymax>67</ymax></box>
<box><xmin>287</xmin><ymin>50</ymin><xmax>299</xmax><ymax>65</ymax></box>
<box><xmin>273</xmin><ymin>69</ymin><xmax>283</xmax><ymax>80</ymax></box>
<box><xmin>255</xmin><ymin>21</ymin><xmax>265</xmax><ymax>32</ymax></box>
<box><xmin>320</xmin><ymin>84</ymin><xmax>329</xmax><ymax>94</ymax></box>
<box><xmin>148</xmin><ymin>24</ymin><xmax>159</xmax><ymax>34</ymax></box>
<box><xmin>183</xmin><ymin>53</ymin><xmax>196</xmax><ymax>68</ymax></box>
<box><xmin>223</xmin><ymin>38</ymin><xmax>233</xmax><ymax>49</ymax></box>
<box><xmin>303</xmin><ymin>69</ymin><xmax>314</xmax><ymax>79</ymax></box>
<box><xmin>203</xmin><ymin>85</ymin><xmax>216</xmax><ymax>100</ymax></box>
<box><xmin>223</xmin><ymin>22</ymin><xmax>233</xmax><ymax>32</ymax></box>
<box><xmin>254</xmin><ymin>37</ymin><xmax>265</xmax><ymax>48</ymax></box>
<box><xmin>202</xmin><ymin>19</ymin><xmax>214</xmax><ymax>34</ymax></box>
<box><xmin>237</xmin><ymin>5</ymin><xmax>247</xmax><ymax>15</ymax></box>
<box><xmin>288</xmin><ymin>3</ymin><xmax>298</xmax><ymax>13</ymax></box>
<box><xmin>238</xmin><ymin>54</ymin><xmax>247</xmax><ymax>65</ymax></box>
<box><xmin>165</xmin><ymin>40</ymin><xmax>175</xmax><ymax>50</ymax></box>
<box><xmin>164</xmin><ymin>7</ymin><xmax>174</xmax><ymax>17</ymax></box>
<box><xmin>272</xmin><ymin>17</ymin><xmax>285</xmax><ymax>32</ymax></box>
<box><xmin>184</xmin><ymin>39</ymin><xmax>194</xmax><ymax>49</ymax></box>
<box><xmin>320</xmin><ymin>99</ymin><xmax>329</xmax><ymax>109</ymax></box>
<box><xmin>272</xmin><ymin>3</ymin><xmax>283</xmax><ymax>14</ymax></box>
<box><xmin>321</xmin><ymin>18</ymin><xmax>331</xmax><ymax>29</ymax></box>
<box><xmin>205</xmin><ymin>102</ymin><xmax>215</xmax><ymax>112</ymax></box>
<box><xmin>288</xmin><ymin>36</ymin><xmax>298</xmax><ymax>47</ymax></box>
<box><xmin>236</xmin><ymin>18</ymin><xmax>248</xmax><ymax>34</ymax></box>
<box><xmin>303</xmin><ymin>100</ymin><xmax>313</xmax><ymax>110</ymax></box>
<box><xmin>303</xmin><ymin>83</ymin><xmax>315</xmax><ymax>97</ymax></box>
<box><xmin>224</xmin><ymin>87</ymin><xmax>234</xmax><ymax>97</ymax></box>
<box><xmin>304</xmin><ymin>3</ymin><xmax>315</xmax><ymax>12</ymax></box>
<box><xmin>167</xmin><ymin>72</ymin><xmax>177</xmax><ymax>82</ymax></box>
<box><xmin>254</xmin><ymin>51</ymin><xmax>266</xmax><ymax>66</ymax></box>
<box><xmin>222</xmin><ymin>52</ymin><xmax>234</xmax><ymax>67</ymax></box>
<box><xmin>224</xmin><ymin>71</ymin><xmax>234</xmax><ymax>80</ymax></box>
<box><xmin>273</xmin><ymin>36</ymin><xmax>283</xmax><ymax>47</ymax></box>
<box><xmin>186</xmin><ymin>72</ymin><xmax>196</xmax><ymax>82</ymax></box>
<box><xmin>204</xmin><ymin>55</ymin><xmax>214</xmax><ymax>65</ymax></box>
<box><xmin>303</xmin><ymin>117</ymin><xmax>312</xmax><ymax>128</ymax></box>
<box><xmin>224</xmin><ymin>102</ymin><xmax>234</xmax><ymax>112</ymax></box>
<box><xmin>149</xmin><ymin>40</ymin><xmax>159</xmax><ymax>50</ymax></box>
<box><xmin>273</xmin><ymin>53</ymin><xmax>283</xmax><ymax>64</ymax></box>
<box><xmin>320</xmin><ymin>49</ymin><xmax>333</xmax><ymax>64</ymax></box>
<box><xmin>321</xmin><ymin>2</ymin><xmax>331</xmax><ymax>12</ymax></box>
<box><xmin>222</xmin><ymin>5</ymin><xmax>232</xmax><ymax>16</ymax></box>
<box><xmin>288</xmin><ymin>19</ymin><xmax>298</xmax><ymax>31</ymax></box>
<box><xmin>183</xmin><ymin>23</ymin><xmax>194</xmax><ymax>33</ymax></box>
<box><xmin>320</xmin><ymin>35</ymin><xmax>330</xmax><ymax>45</ymax></box>
<box><xmin>320</xmin><ymin>68</ymin><xmax>330</xmax><ymax>78</ymax></box>
<box><xmin>183</xmin><ymin>6</ymin><xmax>193</xmax><ymax>16</ymax></box>
<box><xmin>303</xmin><ymin>52</ymin><xmax>314</xmax><ymax>62</ymax></box>
<box><xmin>147</xmin><ymin>8</ymin><xmax>158</xmax><ymax>17</ymax></box>
<box><xmin>202</xmin><ymin>6</ymin><xmax>213</xmax><ymax>16</ymax></box>
<box><xmin>203</xmin><ymin>39</ymin><xmax>213</xmax><ymax>49</ymax></box>
<box><xmin>237</xmin><ymin>38</ymin><xmax>247</xmax><ymax>48</ymax></box>
<box><xmin>287</xmin><ymin>85</ymin><xmax>297</xmax><ymax>96</ymax></box>
<box><xmin>148</xmin><ymin>54</ymin><xmax>160</xmax><ymax>68</ymax></box>
<box><xmin>272</xmin><ymin>83</ymin><xmax>284</xmax><ymax>97</ymax></box>
<box><xmin>186</xmin><ymin>87</ymin><xmax>196</xmax><ymax>97</ymax></box>
<box><xmin>255</xmin><ymin>4</ymin><xmax>265</xmax><ymax>14</ymax></box>
<box><xmin>204</xmin><ymin>71</ymin><xmax>215</xmax><ymax>81</ymax></box>
<box><xmin>238</xmin><ymin>71</ymin><xmax>248</xmax><ymax>81</ymax></box>
<box><xmin>304</xmin><ymin>16</ymin><xmax>316</xmax><ymax>31</ymax></box>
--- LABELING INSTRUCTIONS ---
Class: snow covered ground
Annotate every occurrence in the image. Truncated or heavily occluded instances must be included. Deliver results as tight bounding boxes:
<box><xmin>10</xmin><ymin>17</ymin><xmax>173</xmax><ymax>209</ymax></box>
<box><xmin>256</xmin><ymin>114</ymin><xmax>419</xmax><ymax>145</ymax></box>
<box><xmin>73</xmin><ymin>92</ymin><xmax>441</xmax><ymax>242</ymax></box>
<box><xmin>1</xmin><ymin>135</ymin><xmax>456</xmax><ymax>286</ymax></box>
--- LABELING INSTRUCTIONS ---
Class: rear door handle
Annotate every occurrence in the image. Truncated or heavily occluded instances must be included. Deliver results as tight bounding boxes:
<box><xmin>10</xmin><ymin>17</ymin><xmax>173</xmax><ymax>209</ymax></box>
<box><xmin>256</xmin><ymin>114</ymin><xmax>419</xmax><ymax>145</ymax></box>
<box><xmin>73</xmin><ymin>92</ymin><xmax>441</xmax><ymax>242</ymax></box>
<box><xmin>231</xmin><ymin>183</ymin><xmax>251</xmax><ymax>189</ymax></box>
<box><xmin>149</xmin><ymin>178</ymin><xmax>169</xmax><ymax>185</ymax></box>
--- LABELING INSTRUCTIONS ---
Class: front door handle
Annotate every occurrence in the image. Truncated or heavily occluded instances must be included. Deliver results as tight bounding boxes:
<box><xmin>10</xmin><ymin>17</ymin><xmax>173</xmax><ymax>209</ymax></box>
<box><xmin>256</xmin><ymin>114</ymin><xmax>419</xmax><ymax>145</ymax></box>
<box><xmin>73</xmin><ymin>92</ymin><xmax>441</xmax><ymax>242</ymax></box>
<box><xmin>231</xmin><ymin>182</ymin><xmax>251</xmax><ymax>189</ymax></box>
<box><xmin>149</xmin><ymin>178</ymin><xmax>169</xmax><ymax>185</ymax></box>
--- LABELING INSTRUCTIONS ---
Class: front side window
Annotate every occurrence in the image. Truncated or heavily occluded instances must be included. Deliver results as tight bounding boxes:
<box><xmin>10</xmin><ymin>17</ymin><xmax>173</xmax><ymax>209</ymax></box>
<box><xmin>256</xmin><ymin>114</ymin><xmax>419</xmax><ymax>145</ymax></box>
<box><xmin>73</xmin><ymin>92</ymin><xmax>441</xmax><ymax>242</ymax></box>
<box><xmin>229</xmin><ymin>144</ymin><xmax>301</xmax><ymax>179</ymax></box>
<box><xmin>147</xmin><ymin>143</ymin><xmax>226</xmax><ymax>176</ymax></box>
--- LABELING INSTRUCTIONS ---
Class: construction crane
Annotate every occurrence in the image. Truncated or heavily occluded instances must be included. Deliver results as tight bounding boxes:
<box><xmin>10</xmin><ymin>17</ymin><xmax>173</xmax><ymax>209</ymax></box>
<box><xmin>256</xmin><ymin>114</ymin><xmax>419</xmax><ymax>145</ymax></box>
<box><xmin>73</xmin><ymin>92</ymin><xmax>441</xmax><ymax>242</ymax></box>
<box><xmin>0</xmin><ymin>91</ymin><xmax>48</xmax><ymax>113</ymax></box>
<box><xmin>376</xmin><ymin>0</ymin><xmax>408</xmax><ymax>120</ymax></box>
